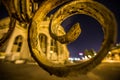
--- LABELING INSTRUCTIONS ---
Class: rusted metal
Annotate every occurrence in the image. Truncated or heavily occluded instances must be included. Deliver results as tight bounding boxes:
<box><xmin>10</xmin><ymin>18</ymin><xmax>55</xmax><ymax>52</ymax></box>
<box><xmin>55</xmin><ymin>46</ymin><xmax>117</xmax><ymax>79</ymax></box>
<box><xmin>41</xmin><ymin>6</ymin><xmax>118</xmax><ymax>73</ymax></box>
<box><xmin>28</xmin><ymin>0</ymin><xmax>117</xmax><ymax>77</ymax></box>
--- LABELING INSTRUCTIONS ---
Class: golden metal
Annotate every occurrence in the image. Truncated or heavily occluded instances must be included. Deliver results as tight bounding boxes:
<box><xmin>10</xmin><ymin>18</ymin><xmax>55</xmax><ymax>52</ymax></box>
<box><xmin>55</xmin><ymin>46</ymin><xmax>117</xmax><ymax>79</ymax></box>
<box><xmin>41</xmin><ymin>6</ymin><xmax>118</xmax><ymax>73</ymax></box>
<box><xmin>28</xmin><ymin>0</ymin><xmax>117</xmax><ymax>77</ymax></box>
<box><xmin>1</xmin><ymin>0</ymin><xmax>117</xmax><ymax>77</ymax></box>
<box><xmin>49</xmin><ymin>22</ymin><xmax>81</xmax><ymax>44</ymax></box>
<box><xmin>0</xmin><ymin>0</ymin><xmax>16</xmax><ymax>47</ymax></box>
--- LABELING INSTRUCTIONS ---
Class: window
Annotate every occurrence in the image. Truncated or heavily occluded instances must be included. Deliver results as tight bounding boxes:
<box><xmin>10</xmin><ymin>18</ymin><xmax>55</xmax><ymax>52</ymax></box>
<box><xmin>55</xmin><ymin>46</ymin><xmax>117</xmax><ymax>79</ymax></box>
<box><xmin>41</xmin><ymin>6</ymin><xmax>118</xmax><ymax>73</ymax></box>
<box><xmin>39</xmin><ymin>34</ymin><xmax>47</xmax><ymax>54</ymax></box>
<box><xmin>50</xmin><ymin>39</ymin><xmax>58</xmax><ymax>55</ymax></box>
<box><xmin>11</xmin><ymin>35</ymin><xmax>23</xmax><ymax>52</ymax></box>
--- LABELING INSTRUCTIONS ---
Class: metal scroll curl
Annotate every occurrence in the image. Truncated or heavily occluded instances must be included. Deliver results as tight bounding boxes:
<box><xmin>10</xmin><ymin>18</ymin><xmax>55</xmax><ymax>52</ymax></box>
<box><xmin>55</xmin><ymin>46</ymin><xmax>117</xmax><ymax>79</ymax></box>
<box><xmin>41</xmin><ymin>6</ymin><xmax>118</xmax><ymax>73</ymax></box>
<box><xmin>13</xmin><ymin>0</ymin><xmax>38</xmax><ymax>22</ymax></box>
<box><xmin>28</xmin><ymin>0</ymin><xmax>117</xmax><ymax>77</ymax></box>
<box><xmin>0</xmin><ymin>0</ymin><xmax>16</xmax><ymax>47</ymax></box>
<box><xmin>0</xmin><ymin>0</ymin><xmax>38</xmax><ymax>47</ymax></box>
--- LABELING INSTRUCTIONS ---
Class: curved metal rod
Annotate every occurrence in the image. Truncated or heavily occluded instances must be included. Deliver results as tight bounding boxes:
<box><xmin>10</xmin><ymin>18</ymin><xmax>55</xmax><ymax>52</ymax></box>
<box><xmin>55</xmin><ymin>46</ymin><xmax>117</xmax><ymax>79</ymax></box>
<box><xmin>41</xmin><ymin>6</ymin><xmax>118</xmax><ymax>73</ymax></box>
<box><xmin>28</xmin><ymin>0</ymin><xmax>117</xmax><ymax>77</ymax></box>
<box><xmin>0</xmin><ymin>0</ymin><xmax>16</xmax><ymax>47</ymax></box>
<box><xmin>49</xmin><ymin>20</ymin><xmax>81</xmax><ymax>44</ymax></box>
<box><xmin>3</xmin><ymin>0</ymin><xmax>37</xmax><ymax>23</ymax></box>
<box><xmin>21</xmin><ymin>0</ymin><xmax>36</xmax><ymax>22</ymax></box>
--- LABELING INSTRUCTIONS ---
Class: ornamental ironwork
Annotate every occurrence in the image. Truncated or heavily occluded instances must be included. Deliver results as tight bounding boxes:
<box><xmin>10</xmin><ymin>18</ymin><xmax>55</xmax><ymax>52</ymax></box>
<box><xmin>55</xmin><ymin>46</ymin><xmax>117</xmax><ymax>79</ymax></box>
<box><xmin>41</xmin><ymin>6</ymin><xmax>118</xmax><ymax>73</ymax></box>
<box><xmin>0</xmin><ymin>0</ymin><xmax>117</xmax><ymax>77</ymax></box>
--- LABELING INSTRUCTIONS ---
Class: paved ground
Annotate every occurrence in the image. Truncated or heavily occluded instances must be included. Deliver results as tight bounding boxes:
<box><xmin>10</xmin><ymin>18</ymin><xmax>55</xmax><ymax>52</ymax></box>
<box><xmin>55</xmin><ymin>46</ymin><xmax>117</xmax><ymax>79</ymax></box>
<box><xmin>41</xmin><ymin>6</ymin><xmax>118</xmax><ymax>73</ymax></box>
<box><xmin>0</xmin><ymin>61</ymin><xmax>120</xmax><ymax>80</ymax></box>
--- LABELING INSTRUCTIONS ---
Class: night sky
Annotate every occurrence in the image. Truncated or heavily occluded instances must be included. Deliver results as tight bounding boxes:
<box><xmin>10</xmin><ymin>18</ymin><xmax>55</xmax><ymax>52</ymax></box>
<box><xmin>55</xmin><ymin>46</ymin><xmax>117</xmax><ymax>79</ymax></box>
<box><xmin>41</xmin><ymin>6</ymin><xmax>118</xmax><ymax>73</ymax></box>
<box><xmin>61</xmin><ymin>0</ymin><xmax>120</xmax><ymax>57</ymax></box>
<box><xmin>0</xmin><ymin>0</ymin><xmax>120</xmax><ymax>57</ymax></box>
<box><xmin>63</xmin><ymin>14</ymin><xmax>103</xmax><ymax>57</ymax></box>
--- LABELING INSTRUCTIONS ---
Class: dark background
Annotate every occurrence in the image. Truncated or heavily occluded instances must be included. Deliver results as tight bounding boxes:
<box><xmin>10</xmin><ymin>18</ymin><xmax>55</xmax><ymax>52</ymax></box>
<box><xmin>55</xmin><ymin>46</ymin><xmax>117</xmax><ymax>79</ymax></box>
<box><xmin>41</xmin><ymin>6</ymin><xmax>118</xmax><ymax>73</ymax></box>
<box><xmin>60</xmin><ymin>0</ymin><xmax>120</xmax><ymax>57</ymax></box>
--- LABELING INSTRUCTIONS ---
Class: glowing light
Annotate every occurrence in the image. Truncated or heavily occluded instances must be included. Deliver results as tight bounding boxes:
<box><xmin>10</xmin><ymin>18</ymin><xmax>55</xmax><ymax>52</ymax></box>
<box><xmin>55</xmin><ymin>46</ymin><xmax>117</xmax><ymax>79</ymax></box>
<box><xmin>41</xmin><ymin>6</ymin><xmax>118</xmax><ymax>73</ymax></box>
<box><xmin>69</xmin><ymin>57</ymin><xmax>81</xmax><ymax>61</ymax></box>
<box><xmin>82</xmin><ymin>57</ymin><xmax>85</xmax><ymax>60</ymax></box>
<box><xmin>94</xmin><ymin>53</ymin><xmax>97</xmax><ymax>56</ymax></box>
<box><xmin>116</xmin><ymin>43</ymin><xmax>120</xmax><ymax>46</ymax></box>
<box><xmin>68</xmin><ymin>58</ymin><xmax>73</xmax><ymax>61</ymax></box>
<box><xmin>85</xmin><ymin>56</ymin><xmax>88</xmax><ymax>60</ymax></box>
<box><xmin>108</xmin><ymin>51</ymin><xmax>111</xmax><ymax>54</ymax></box>
<box><xmin>50</xmin><ymin>51</ymin><xmax>53</xmax><ymax>53</ymax></box>
<box><xmin>79</xmin><ymin>53</ymin><xmax>83</xmax><ymax>56</ymax></box>
<box><xmin>88</xmin><ymin>55</ymin><xmax>92</xmax><ymax>58</ymax></box>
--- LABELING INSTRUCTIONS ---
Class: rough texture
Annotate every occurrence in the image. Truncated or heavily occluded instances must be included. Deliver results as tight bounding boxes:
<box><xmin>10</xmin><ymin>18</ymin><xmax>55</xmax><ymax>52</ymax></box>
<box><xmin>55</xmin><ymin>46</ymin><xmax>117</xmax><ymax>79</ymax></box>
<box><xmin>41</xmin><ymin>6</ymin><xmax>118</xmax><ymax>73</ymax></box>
<box><xmin>1</xmin><ymin>0</ymin><xmax>117</xmax><ymax>77</ymax></box>
<box><xmin>0</xmin><ymin>0</ymin><xmax>16</xmax><ymax>47</ymax></box>
<box><xmin>28</xmin><ymin>0</ymin><xmax>117</xmax><ymax>77</ymax></box>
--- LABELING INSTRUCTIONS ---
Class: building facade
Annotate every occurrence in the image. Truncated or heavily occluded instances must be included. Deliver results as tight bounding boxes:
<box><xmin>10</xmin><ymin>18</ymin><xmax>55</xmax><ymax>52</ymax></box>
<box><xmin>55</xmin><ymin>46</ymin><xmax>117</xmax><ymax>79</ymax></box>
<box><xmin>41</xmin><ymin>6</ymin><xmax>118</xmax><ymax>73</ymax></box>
<box><xmin>103</xmin><ymin>44</ymin><xmax>120</xmax><ymax>62</ymax></box>
<box><xmin>0</xmin><ymin>17</ymin><xmax>69</xmax><ymax>64</ymax></box>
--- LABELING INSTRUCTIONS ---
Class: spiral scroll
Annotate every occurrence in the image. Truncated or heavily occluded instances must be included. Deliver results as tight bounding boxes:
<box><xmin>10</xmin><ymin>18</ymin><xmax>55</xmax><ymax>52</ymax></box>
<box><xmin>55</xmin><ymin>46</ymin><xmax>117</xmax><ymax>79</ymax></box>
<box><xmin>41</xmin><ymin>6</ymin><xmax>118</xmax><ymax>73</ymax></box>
<box><xmin>0</xmin><ymin>0</ymin><xmax>16</xmax><ymax>47</ymax></box>
<box><xmin>28</xmin><ymin>0</ymin><xmax>117</xmax><ymax>77</ymax></box>
<box><xmin>1</xmin><ymin>0</ymin><xmax>117</xmax><ymax>77</ymax></box>
<box><xmin>0</xmin><ymin>0</ymin><xmax>37</xmax><ymax>47</ymax></box>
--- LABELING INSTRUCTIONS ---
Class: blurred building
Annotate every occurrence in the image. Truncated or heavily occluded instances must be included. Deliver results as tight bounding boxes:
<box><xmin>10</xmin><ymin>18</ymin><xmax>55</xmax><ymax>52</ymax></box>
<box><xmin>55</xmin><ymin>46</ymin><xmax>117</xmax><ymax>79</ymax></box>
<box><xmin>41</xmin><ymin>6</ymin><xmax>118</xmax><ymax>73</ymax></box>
<box><xmin>103</xmin><ymin>44</ymin><xmax>120</xmax><ymax>62</ymax></box>
<box><xmin>0</xmin><ymin>17</ymin><xmax>69</xmax><ymax>64</ymax></box>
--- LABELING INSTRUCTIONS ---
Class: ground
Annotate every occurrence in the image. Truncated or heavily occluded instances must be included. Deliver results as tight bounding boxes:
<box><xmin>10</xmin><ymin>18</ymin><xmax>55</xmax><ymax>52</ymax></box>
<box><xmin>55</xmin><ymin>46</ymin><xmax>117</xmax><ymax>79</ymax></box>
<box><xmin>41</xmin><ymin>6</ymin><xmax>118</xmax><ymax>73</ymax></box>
<box><xmin>0</xmin><ymin>61</ymin><xmax>120</xmax><ymax>80</ymax></box>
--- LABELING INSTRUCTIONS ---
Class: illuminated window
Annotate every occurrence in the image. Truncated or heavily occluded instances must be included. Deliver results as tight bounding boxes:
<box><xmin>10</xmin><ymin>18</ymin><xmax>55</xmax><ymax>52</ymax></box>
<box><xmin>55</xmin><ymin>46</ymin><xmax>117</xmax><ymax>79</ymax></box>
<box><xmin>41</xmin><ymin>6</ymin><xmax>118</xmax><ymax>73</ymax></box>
<box><xmin>50</xmin><ymin>39</ymin><xmax>58</xmax><ymax>54</ymax></box>
<box><xmin>39</xmin><ymin>34</ymin><xmax>47</xmax><ymax>54</ymax></box>
<box><xmin>11</xmin><ymin>35</ymin><xmax>23</xmax><ymax>52</ymax></box>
